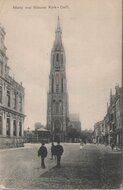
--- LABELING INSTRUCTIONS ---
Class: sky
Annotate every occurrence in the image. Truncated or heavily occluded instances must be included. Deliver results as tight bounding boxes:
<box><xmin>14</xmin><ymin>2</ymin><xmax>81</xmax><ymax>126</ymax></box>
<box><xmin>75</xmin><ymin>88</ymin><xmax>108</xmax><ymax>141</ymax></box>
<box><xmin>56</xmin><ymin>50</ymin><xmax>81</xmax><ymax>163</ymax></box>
<box><xmin>0</xmin><ymin>0</ymin><xmax>122</xmax><ymax>130</ymax></box>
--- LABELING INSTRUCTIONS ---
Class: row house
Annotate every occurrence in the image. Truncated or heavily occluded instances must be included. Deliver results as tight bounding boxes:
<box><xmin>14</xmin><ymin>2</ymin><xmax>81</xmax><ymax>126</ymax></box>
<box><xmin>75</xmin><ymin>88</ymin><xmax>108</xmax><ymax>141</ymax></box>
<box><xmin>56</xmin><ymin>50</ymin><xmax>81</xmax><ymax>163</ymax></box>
<box><xmin>0</xmin><ymin>26</ymin><xmax>25</xmax><ymax>148</ymax></box>
<box><xmin>93</xmin><ymin>86</ymin><xmax>122</xmax><ymax>148</ymax></box>
<box><xmin>108</xmin><ymin>86</ymin><xmax>122</xmax><ymax>147</ymax></box>
<box><xmin>93</xmin><ymin>121</ymin><xmax>105</xmax><ymax>144</ymax></box>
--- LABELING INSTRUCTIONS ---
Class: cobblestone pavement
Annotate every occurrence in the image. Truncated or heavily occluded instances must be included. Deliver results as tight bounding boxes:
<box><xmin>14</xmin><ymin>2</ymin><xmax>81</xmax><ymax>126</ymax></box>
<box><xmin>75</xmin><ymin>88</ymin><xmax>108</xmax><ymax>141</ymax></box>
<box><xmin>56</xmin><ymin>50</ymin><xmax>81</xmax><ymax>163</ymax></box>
<box><xmin>96</xmin><ymin>144</ymin><xmax>122</xmax><ymax>189</ymax></box>
<box><xmin>0</xmin><ymin>143</ymin><xmax>122</xmax><ymax>189</ymax></box>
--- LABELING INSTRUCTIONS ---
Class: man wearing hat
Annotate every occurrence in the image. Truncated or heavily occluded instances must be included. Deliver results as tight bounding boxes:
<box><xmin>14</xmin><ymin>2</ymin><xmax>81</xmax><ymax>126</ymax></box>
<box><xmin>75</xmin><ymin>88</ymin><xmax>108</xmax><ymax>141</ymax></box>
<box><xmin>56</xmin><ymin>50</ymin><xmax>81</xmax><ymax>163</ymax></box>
<box><xmin>38</xmin><ymin>142</ymin><xmax>47</xmax><ymax>168</ymax></box>
<box><xmin>55</xmin><ymin>141</ymin><xmax>64</xmax><ymax>167</ymax></box>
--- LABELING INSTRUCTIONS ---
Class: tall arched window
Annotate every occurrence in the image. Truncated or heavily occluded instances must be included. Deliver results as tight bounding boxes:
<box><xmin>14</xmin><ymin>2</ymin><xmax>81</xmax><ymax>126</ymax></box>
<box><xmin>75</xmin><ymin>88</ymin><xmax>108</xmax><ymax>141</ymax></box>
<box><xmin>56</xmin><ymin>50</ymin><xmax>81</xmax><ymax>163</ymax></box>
<box><xmin>0</xmin><ymin>116</ymin><xmax>2</xmax><ymax>135</ymax></box>
<box><xmin>13</xmin><ymin>92</ymin><xmax>17</xmax><ymax>110</ymax></box>
<box><xmin>61</xmin><ymin>54</ymin><xmax>63</xmax><ymax>66</ymax></box>
<box><xmin>0</xmin><ymin>86</ymin><xmax>2</xmax><ymax>104</ymax></box>
<box><xmin>59</xmin><ymin>100</ymin><xmax>62</xmax><ymax>114</ymax></box>
<box><xmin>13</xmin><ymin>120</ymin><xmax>16</xmax><ymax>136</ymax></box>
<box><xmin>6</xmin><ymin>118</ymin><xmax>10</xmax><ymax>136</ymax></box>
<box><xmin>19</xmin><ymin>95</ymin><xmax>22</xmax><ymax>112</ymax></box>
<box><xmin>0</xmin><ymin>62</ymin><xmax>3</xmax><ymax>75</ymax></box>
<box><xmin>52</xmin><ymin>77</ymin><xmax>54</xmax><ymax>93</ymax></box>
<box><xmin>7</xmin><ymin>90</ymin><xmax>10</xmax><ymax>107</ymax></box>
<box><xmin>53</xmin><ymin>100</ymin><xmax>56</xmax><ymax>114</ymax></box>
<box><xmin>19</xmin><ymin>122</ymin><xmax>22</xmax><ymax>136</ymax></box>
<box><xmin>56</xmin><ymin>53</ymin><xmax>59</xmax><ymax>62</ymax></box>
<box><xmin>56</xmin><ymin>102</ymin><xmax>59</xmax><ymax>113</ymax></box>
<box><xmin>56</xmin><ymin>74</ymin><xmax>59</xmax><ymax>93</ymax></box>
<box><xmin>61</xmin><ymin>78</ymin><xmax>63</xmax><ymax>92</ymax></box>
<box><xmin>54</xmin><ymin>120</ymin><xmax>61</xmax><ymax>133</ymax></box>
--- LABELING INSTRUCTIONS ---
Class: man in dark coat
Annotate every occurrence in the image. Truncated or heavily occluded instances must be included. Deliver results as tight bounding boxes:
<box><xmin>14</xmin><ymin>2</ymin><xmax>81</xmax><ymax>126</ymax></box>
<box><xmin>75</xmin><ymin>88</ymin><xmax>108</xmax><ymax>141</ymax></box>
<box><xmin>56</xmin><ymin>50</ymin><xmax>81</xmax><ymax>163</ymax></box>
<box><xmin>55</xmin><ymin>141</ymin><xmax>64</xmax><ymax>167</ymax></box>
<box><xmin>51</xmin><ymin>142</ymin><xmax>56</xmax><ymax>160</ymax></box>
<box><xmin>38</xmin><ymin>143</ymin><xmax>47</xmax><ymax>168</ymax></box>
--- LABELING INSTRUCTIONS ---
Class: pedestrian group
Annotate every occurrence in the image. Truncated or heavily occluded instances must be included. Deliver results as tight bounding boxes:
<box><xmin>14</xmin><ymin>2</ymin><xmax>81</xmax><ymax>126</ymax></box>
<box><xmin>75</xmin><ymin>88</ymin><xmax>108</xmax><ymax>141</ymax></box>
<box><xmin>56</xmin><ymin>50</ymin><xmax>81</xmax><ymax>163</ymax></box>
<box><xmin>38</xmin><ymin>141</ymin><xmax>64</xmax><ymax>169</ymax></box>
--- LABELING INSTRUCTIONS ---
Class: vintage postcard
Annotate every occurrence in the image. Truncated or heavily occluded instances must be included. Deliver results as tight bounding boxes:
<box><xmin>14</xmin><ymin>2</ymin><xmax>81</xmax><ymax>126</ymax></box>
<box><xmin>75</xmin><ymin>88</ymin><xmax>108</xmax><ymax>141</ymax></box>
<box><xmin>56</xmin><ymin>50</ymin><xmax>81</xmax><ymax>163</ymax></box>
<box><xmin>0</xmin><ymin>0</ymin><xmax>122</xmax><ymax>189</ymax></box>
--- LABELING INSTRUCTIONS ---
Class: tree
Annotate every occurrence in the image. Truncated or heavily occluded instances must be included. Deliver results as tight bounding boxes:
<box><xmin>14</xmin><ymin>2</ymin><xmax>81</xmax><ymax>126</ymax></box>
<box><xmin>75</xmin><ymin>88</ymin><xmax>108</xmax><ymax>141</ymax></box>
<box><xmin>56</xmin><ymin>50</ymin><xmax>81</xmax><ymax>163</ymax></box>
<box><xmin>67</xmin><ymin>125</ymin><xmax>81</xmax><ymax>142</ymax></box>
<box><xmin>81</xmin><ymin>130</ymin><xmax>93</xmax><ymax>143</ymax></box>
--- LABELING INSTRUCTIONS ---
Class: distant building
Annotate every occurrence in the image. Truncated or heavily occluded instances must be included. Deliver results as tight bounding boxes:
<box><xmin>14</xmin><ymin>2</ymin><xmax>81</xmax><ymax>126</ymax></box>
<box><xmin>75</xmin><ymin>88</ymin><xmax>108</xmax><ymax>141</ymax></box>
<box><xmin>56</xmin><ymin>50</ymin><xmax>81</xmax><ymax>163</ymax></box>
<box><xmin>93</xmin><ymin>121</ymin><xmax>104</xmax><ymax>144</ymax></box>
<box><xmin>34</xmin><ymin>122</ymin><xmax>44</xmax><ymax>131</ymax></box>
<box><xmin>24</xmin><ymin>126</ymin><xmax>50</xmax><ymax>143</ymax></box>
<box><xmin>69</xmin><ymin>113</ymin><xmax>81</xmax><ymax>132</ymax></box>
<box><xmin>69</xmin><ymin>113</ymin><xmax>80</xmax><ymax>121</ymax></box>
<box><xmin>0</xmin><ymin>26</ymin><xmax>25</xmax><ymax>148</ymax></box>
<box><xmin>66</xmin><ymin>113</ymin><xmax>81</xmax><ymax>143</ymax></box>
<box><xmin>109</xmin><ymin>86</ymin><xmax>122</xmax><ymax>147</ymax></box>
<box><xmin>93</xmin><ymin>85</ymin><xmax>122</xmax><ymax>148</ymax></box>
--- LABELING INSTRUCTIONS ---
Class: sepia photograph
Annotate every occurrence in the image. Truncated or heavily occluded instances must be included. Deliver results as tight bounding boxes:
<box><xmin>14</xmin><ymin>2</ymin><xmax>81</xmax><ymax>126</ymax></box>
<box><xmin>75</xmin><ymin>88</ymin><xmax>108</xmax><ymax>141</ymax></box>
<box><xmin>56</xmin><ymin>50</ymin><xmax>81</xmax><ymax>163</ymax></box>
<box><xmin>0</xmin><ymin>0</ymin><xmax>122</xmax><ymax>189</ymax></box>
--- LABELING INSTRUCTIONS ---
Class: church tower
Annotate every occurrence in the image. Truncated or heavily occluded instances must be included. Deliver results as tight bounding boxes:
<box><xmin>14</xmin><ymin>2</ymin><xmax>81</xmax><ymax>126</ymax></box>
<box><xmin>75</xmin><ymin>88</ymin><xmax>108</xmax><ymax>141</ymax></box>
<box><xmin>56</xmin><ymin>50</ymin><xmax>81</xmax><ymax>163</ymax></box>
<box><xmin>47</xmin><ymin>17</ymin><xmax>69</xmax><ymax>142</ymax></box>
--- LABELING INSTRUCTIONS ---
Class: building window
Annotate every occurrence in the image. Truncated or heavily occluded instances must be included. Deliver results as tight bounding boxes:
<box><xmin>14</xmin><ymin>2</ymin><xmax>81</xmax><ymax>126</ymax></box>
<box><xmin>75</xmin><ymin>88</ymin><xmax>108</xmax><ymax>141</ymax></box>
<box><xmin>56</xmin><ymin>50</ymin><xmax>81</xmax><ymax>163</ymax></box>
<box><xmin>0</xmin><ymin>116</ymin><xmax>2</xmax><ymax>135</ymax></box>
<box><xmin>61</xmin><ymin>54</ymin><xmax>63</xmax><ymax>66</ymax></box>
<box><xmin>56</xmin><ymin>53</ymin><xmax>59</xmax><ymax>62</ymax></box>
<box><xmin>110</xmin><ymin>113</ymin><xmax>113</xmax><ymax>122</ymax></box>
<box><xmin>56</xmin><ymin>74</ymin><xmax>59</xmax><ymax>84</ymax></box>
<box><xmin>0</xmin><ymin>86</ymin><xmax>2</xmax><ymax>104</ymax></box>
<box><xmin>59</xmin><ymin>101</ymin><xmax>62</xmax><ymax>114</ymax></box>
<box><xmin>113</xmin><ymin>123</ymin><xmax>115</xmax><ymax>131</ymax></box>
<box><xmin>19</xmin><ymin>122</ymin><xmax>22</xmax><ymax>136</ymax></box>
<box><xmin>13</xmin><ymin>120</ymin><xmax>16</xmax><ymax>136</ymax></box>
<box><xmin>102</xmin><ymin>125</ymin><xmax>104</xmax><ymax>132</ymax></box>
<box><xmin>53</xmin><ymin>54</ymin><xmax>55</xmax><ymax>68</ymax></box>
<box><xmin>53</xmin><ymin>100</ymin><xmax>56</xmax><ymax>114</ymax></box>
<box><xmin>52</xmin><ymin>77</ymin><xmax>54</xmax><ymax>93</ymax></box>
<box><xmin>56</xmin><ymin>102</ymin><xmax>59</xmax><ymax>113</ymax></box>
<box><xmin>110</xmin><ymin>123</ymin><xmax>112</xmax><ymax>131</ymax></box>
<box><xmin>6</xmin><ymin>118</ymin><xmax>10</xmax><ymax>136</ymax></box>
<box><xmin>53</xmin><ymin>101</ymin><xmax>59</xmax><ymax>114</ymax></box>
<box><xmin>7</xmin><ymin>90</ymin><xmax>10</xmax><ymax>107</ymax></box>
<box><xmin>0</xmin><ymin>62</ymin><xmax>3</xmax><ymax>75</ymax></box>
<box><xmin>19</xmin><ymin>96</ymin><xmax>22</xmax><ymax>112</ymax></box>
<box><xmin>56</xmin><ymin>84</ymin><xmax>59</xmax><ymax>93</ymax></box>
<box><xmin>61</xmin><ymin>78</ymin><xmax>63</xmax><ymax>92</ymax></box>
<box><xmin>54</xmin><ymin>120</ymin><xmax>61</xmax><ymax>133</ymax></box>
<box><xmin>13</xmin><ymin>93</ymin><xmax>17</xmax><ymax>110</ymax></box>
<box><xmin>0</xmin><ymin>36</ymin><xmax>4</xmax><ymax>49</ymax></box>
<box><xmin>56</xmin><ymin>74</ymin><xmax>59</xmax><ymax>93</ymax></box>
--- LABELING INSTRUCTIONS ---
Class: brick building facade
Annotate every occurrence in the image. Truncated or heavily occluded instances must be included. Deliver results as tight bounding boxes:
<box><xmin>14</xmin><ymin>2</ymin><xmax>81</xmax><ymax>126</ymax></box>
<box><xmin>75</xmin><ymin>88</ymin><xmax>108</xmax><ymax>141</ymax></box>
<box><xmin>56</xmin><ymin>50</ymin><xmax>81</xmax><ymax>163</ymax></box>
<box><xmin>93</xmin><ymin>86</ymin><xmax>122</xmax><ymax>148</ymax></box>
<box><xmin>0</xmin><ymin>26</ymin><xmax>25</xmax><ymax>148</ymax></box>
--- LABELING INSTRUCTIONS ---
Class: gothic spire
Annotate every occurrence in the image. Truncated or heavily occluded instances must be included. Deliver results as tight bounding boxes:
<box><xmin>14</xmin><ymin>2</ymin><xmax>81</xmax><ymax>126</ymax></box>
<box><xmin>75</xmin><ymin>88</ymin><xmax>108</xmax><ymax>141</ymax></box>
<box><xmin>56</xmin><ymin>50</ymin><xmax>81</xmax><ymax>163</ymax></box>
<box><xmin>52</xmin><ymin>16</ymin><xmax>63</xmax><ymax>51</ymax></box>
<box><xmin>56</xmin><ymin>16</ymin><xmax>62</xmax><ymax>33</ymax></box>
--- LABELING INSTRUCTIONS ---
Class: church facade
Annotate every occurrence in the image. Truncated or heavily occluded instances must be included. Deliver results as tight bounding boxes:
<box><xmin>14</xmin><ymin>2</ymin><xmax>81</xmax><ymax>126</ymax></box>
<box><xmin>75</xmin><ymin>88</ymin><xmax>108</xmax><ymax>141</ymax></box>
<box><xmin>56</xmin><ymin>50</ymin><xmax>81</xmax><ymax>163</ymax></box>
<box><xmin>47</xmin><ymin>18</ymin><xmax>69</xmax><ymax>142</ymax></box>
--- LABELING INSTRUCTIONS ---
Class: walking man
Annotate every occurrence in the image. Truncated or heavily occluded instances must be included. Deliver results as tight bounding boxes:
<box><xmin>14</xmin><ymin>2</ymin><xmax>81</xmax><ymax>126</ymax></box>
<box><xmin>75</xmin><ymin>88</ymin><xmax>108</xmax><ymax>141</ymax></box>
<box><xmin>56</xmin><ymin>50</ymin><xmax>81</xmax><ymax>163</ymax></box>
<box><xmin>55</xmin><ymin>141</ymin><xmax>64</xmax><ymax>168</ymax></box>
<box><xmin>38</xmin><ymin>143</ymin><xmax>47</xmax><ymax>168</ymax></box>
<box><xmin>51</xmin><ymin>142</ymin><xmax>56</xmax><ymax>160</ymax></box>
